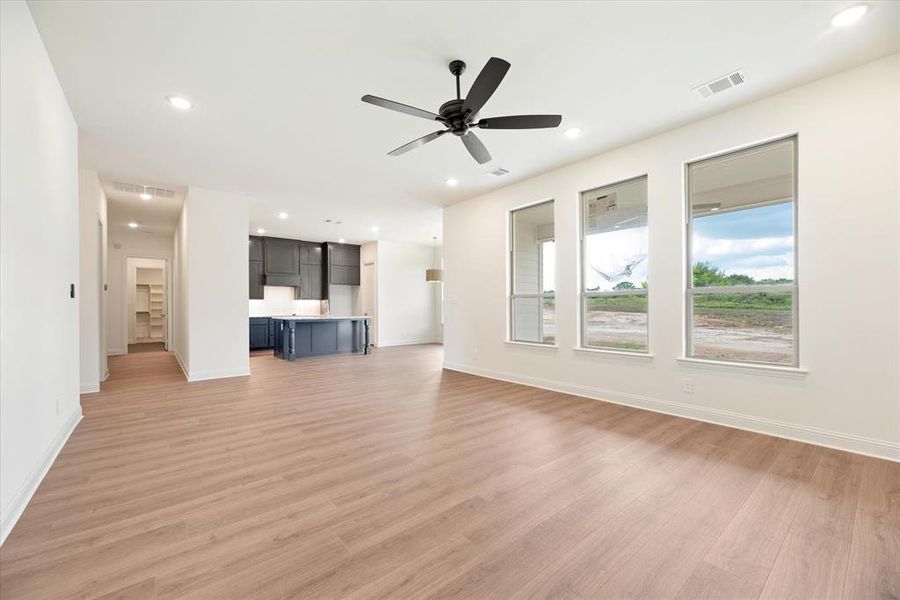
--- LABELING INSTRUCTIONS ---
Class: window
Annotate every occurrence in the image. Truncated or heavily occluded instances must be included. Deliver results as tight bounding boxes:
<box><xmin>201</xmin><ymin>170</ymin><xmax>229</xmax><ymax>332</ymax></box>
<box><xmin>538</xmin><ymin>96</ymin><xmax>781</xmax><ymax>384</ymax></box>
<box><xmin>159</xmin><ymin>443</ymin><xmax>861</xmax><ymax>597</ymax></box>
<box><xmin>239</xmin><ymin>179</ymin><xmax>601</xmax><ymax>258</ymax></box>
<box><xmin>580</xmin><ymin>176</ymin><xmax>649</xmax><ymax>352</ymax></box>
<box><xmin>686</xmin><ymin>137</ymin><xmax>797</xmax><ymax>366</ymax></box>
<box><xmin>510</xmin><ymin>200</ymin><xmax>555</xmax><ymax>344</ymax></box>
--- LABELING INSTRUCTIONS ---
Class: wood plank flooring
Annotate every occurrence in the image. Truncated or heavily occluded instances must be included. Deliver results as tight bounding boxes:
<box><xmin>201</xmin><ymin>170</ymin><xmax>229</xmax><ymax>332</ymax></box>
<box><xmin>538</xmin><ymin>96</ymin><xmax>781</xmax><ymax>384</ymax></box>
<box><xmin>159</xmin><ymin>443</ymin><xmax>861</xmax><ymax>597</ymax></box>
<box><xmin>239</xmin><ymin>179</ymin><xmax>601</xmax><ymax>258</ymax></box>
<box><xmin>1</xmin><ymin>345</ymin><xmax>897</xmax><ymax>599</ymax></box>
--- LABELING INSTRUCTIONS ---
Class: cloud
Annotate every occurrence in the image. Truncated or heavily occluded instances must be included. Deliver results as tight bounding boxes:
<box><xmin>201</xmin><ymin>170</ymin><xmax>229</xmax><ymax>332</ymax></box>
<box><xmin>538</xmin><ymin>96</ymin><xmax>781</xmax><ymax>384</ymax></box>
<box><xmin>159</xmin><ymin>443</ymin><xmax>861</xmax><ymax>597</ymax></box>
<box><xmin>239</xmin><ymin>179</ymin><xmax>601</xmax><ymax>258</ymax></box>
<box><xmin>693</xmin><ymin>235</ymin><xmax>793</xmax><ymax>259</ymax></box>
<box><xmin>693</xmin><ymin>234</ymin><xmax>793</xmax><ymax>280</ymax></box>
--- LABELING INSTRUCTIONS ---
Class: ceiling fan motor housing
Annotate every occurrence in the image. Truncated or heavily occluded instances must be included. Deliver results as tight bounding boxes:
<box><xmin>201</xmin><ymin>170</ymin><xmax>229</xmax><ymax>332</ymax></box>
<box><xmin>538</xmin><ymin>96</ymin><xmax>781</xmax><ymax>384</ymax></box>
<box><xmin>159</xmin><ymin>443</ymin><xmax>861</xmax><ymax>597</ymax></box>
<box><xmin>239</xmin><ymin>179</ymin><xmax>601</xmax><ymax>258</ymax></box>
<box><xmin>439</xmin><ymin>99</ymin><xmax>471</xmax><ymax>136</ymax></box>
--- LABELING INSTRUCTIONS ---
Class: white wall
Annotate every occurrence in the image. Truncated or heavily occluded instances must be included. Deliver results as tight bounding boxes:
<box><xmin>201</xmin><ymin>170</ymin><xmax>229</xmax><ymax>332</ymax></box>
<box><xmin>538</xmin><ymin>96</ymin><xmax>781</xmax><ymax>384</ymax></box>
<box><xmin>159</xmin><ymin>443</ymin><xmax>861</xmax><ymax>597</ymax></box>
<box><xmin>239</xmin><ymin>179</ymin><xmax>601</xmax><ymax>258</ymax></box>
<box><xmin>444</xmin><ymin>55</ymin><xmax>900</xmax><ymax>461</ymax></box>
<box><xmin>328</xmin><ymin>284</ymin><xmax>359</xmax><ymax>317</ymax></box>
<box><xmin>0</xmin><ymin>0</ymin><xmax>82</xmax><ymax>543</ymax></box>
<box><xmin>432</xmin><ymin>245</ymin><xmax>444</xmax><ymax>343</ymax></box>
<box><xmin>78</xmin><ymin>169</ymin><xmax>108</xmax><ymax>392</ymax></box>
<box><xmin>360</xmin><ymin>242</ymin><xmax>378</xmax><ymax>344</ymax></box>
<box><xmin>249</xmin><ymin>286</ymin><xmax>321</xmax><ymax>317</ymax></box>
<box><xmin>375</xmin><ymin>240</ymin><xmax>438</xmax><ymax>347</ymax></box>
<box><xmin>173</xmin><ymin>202</ymin><xmax>189</xmax><ymax>372</ymax></box>
<box><xmin>107</xmin><ymin>230</ymin><xmax>174</xmax><ymax>354</ymax></box>
<box><xmin>179</xmin><ymin>186</ymin><xmax>250</xmax><ymax>381</ymax></box>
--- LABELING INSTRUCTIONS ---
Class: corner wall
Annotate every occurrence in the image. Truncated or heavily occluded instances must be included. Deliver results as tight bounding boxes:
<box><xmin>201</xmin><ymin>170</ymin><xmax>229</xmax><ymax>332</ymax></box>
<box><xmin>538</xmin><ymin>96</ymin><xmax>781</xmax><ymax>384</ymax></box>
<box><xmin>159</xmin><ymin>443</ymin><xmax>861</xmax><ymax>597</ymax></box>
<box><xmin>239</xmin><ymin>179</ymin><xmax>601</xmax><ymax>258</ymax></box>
<box><xmin>0</xmin><ymin>0</ymin><xmax>82</xmax><ymax>543</ymax></box>
<box><xmin>443</xmin><ymin>55</ymin><xmax>900</xmax><ymax>460</ymax></box>
<box><xmin>173</xmin><ymin>201</ymin><xmax>189</xmax><ymax>373</ymax></box>
<box><xmin>176</xmin><ymin>186</ymin><xmax>250</xmax><ymax>381</ymax></box>
<box><xmin>78</xmin><ymin>169</ymin><xmax>108</xmax><ymax>391</ymax></box>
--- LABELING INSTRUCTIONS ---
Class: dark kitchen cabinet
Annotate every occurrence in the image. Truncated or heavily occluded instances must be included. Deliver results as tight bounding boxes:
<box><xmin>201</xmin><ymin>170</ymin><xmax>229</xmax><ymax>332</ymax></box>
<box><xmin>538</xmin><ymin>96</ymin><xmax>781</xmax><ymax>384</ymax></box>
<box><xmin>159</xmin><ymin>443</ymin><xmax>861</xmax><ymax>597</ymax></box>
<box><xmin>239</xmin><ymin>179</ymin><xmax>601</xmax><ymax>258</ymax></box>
<box><xmin>327</xmin><ymin>243</ymin><xmax>360</xmax><ymax>286</ymax></box>
<box><xmin>299</xmin><ymin>242</ymin><xmax>322</xmax><ymax>265</ymax></box>
<box><xmin>300</xmin><ymin>264</ymin><xmax>323</xmax><ymax>299</ymax></box>
<box><xmin>249</xmin><ymin>260</ymin><xmax>264</xmax><ymax>300</ymax></box>
<box><xmin>249</xmin><ymin>236</ymin><xmax>265</xmax><ymax>300</ymax></box>
<box><xmin>264</xmin><ymin>238</ymin><xmax>300</xmax><ymax>276</ymax></box>
<box><xmin>249</xmin><ymin>236</ymin><xmax>264</xmax><ymax>262</ymax></box>
<box><xmin>249</xmin><ymin>318</ymin><xmax>270</xmax><ymax>349</ymax></box>
<box><xmin>298</xmin><ymin>242</ymin><xmax>325</xmax><ymax>300</ymax></box>
<box><xmin>249</xmin><ymin>235</ymin><xmax>343</xmax><ymax>300</ymax></box>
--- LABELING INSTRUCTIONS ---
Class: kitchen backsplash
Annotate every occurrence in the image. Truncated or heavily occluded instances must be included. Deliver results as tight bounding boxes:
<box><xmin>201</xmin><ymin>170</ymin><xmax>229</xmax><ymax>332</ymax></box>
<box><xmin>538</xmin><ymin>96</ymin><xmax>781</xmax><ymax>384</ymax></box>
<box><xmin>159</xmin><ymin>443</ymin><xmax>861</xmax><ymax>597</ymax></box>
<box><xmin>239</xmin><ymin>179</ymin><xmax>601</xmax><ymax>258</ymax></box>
<box><xmin>249</xmin><ymin>286</ymin><xmax>322</xmax><ymax>317</ymax></box>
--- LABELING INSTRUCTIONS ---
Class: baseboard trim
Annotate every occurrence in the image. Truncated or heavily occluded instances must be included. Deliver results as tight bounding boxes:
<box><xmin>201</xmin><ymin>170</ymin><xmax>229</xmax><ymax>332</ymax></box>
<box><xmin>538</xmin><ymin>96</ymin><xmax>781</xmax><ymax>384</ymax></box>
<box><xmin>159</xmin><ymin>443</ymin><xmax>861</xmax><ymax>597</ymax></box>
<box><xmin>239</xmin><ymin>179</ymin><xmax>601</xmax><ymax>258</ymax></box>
<box><xmin>378</xmin><ymin>339</ymin><xmax>437</xmax><ymax>348</ymax></box>
<box><xmin>187</xmin><ymin>368</ymin><xmax>251</xmax><ymax>383</ymax></box>
<box><xmin>442</xmin><ymin>362</ymin><xmax>900</xmax><ymax>462</ymax></box>
<box><xmin>107</xmin><ymin>348</ymin><xmax>125</xmax><ymax>356</ymax></box>
<box><xmin>1</xmin><ymin>407</ymin><xmax>82</xmax><ymax>545</ymax></box>
<box><xmin>80</xmin><ymin>381</ymin><xmax>100</xmax><ymax>394</ymax></box>
<box><xmin>173</xmin><ymin>350</ymin><xmax>189</xmax><ymax>381</ymax></box>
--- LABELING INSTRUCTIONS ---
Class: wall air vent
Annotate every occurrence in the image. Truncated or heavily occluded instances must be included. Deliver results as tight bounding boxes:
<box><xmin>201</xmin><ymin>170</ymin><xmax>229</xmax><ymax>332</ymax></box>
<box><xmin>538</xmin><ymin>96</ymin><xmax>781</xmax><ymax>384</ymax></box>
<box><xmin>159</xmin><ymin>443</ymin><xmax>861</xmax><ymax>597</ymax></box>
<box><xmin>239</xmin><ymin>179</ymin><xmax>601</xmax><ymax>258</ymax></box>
<box><xmin>693</xmin><ymin>69</ymin><xmax>746</xmax><ymax>99</ymax></box>
<box><xmin>488</xmin><ymin>168</ymin><xmax>509</xmax><ymax>177</ymax></box>
<box><xmin>112</xmin><ymin>181</ymin><xmax>176</xmax><ymax>199</ymax></box>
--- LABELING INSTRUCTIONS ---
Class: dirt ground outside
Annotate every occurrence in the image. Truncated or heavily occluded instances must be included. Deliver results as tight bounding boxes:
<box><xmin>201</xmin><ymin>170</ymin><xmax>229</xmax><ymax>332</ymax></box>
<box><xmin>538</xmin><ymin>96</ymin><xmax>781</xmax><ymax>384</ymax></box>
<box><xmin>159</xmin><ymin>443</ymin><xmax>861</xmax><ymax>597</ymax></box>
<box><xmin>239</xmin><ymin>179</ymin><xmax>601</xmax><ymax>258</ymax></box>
<box><xmin>542</xmin><ymin>306</ymin><xmax>793</xmax><ymax>364</ymax></box>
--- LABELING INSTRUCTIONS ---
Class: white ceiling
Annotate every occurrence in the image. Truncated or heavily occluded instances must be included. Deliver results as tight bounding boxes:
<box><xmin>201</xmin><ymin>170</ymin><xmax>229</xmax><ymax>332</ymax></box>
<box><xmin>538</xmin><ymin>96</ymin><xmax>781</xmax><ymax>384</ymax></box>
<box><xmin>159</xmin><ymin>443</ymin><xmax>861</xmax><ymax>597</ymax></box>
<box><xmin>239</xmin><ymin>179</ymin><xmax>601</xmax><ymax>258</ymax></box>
<box><xmin>28</xmin><ymin>1</ymin><xmax>899</xmax><ymax>244</ymax></box>
<box><xmin>103</xmin><ymin>178</ymin><xmax>185</xmax><ymax>236</ymax></box>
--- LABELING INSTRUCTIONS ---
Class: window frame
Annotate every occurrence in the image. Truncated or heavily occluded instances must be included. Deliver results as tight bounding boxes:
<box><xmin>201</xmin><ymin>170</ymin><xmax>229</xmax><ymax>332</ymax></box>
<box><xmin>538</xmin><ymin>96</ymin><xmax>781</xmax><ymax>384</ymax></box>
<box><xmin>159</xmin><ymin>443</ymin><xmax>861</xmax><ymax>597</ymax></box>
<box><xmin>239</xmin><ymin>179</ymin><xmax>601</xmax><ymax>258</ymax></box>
<box><xmin>683</xmin><ymin>134</ymin><xmax>799</xmax><ymax>368</ymax></box>
<box><xmin>508</xmin><ymin>198</ymin><xmax>556</xmax><ymax>346</ymax></box>
<box><xmin>578</xmin><ymin>174</ymin><xmax>650</xmax><ymax>354</ymax></box>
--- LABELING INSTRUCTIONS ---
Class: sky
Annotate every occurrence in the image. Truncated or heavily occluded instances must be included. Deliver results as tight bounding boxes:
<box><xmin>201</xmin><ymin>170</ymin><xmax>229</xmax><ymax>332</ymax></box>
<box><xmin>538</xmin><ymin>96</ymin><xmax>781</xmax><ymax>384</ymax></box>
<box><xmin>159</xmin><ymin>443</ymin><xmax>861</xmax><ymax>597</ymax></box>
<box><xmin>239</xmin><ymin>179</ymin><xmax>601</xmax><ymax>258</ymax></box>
<box><xmin>692</xmin><ymin>202</ymin><xmax>794</xmax><ymax>282</ymax></box>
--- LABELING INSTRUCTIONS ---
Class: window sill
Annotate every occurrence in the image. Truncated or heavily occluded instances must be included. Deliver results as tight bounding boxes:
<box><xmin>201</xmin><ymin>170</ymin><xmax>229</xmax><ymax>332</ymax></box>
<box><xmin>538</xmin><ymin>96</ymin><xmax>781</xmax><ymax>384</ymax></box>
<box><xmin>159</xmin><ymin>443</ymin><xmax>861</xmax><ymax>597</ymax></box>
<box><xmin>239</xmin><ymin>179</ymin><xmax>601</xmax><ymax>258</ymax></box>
<box><xmin>574</xmin><ymin>347</ymin><xmax>654</xmax><ymax>359</ymax></box>
<box><xmin>677</xmin><ymin>357</ymin><xmax>807</xmax><ymax>378</ymax></box>
<box><xmin>505</xmin><ymin>340</ymin><xmax>558</xmax><ymax>349</ymax></box>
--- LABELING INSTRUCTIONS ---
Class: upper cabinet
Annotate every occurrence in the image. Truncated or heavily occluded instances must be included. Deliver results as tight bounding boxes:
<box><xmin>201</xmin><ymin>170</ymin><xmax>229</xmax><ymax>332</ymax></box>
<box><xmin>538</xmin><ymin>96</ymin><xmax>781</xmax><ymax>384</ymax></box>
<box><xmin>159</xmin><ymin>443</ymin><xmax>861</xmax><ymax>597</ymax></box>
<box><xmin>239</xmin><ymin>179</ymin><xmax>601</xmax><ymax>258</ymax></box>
<box><xmin>264</xmin><ymin>238</ymin><xmax>301</xmax><ymax>276</ymax></box>
<box><xmin>249</xmin><ymin>236</ymin><xmax>356</xmax><ymax>301</ymax></box>
<box><xmin>326</xmin><ymin>243</ymin><xmax>361</xmax><ymax>286</ymax></box>
<box><xmin>249</xmin><ymin>236</ymin><xmax>265</xmax><ymax>300</ymax></box>
<box><xmin>249</xmin><ymin>236</ymin><xmax>264</xmax><ymax>262</ymax></box>
<box><xmin>299</xmin><ymin>242</ymin><xmax>324</xmax><ymax>300</ymax></box>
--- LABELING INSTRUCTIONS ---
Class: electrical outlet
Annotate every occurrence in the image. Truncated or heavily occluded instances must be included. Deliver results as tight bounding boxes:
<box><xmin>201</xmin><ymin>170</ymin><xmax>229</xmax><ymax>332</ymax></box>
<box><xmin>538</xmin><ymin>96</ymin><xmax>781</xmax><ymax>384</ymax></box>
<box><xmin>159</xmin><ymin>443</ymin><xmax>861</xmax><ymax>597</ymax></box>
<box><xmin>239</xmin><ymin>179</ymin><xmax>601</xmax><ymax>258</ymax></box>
<box><xmin>682</xmin><ymin>378</ymin><xmax>694</xmax><ymax>394</ymax></box>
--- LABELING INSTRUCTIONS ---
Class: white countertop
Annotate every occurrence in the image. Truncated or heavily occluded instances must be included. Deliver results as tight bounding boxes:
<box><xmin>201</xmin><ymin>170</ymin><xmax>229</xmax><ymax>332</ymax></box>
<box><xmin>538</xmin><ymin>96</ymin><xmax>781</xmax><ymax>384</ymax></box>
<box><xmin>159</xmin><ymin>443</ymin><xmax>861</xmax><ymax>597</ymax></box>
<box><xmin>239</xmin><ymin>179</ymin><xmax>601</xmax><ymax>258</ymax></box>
<box><xmin>267</xmin><ymin>315</ymin><xmax>370</xmax><ymax>321</ymax></box>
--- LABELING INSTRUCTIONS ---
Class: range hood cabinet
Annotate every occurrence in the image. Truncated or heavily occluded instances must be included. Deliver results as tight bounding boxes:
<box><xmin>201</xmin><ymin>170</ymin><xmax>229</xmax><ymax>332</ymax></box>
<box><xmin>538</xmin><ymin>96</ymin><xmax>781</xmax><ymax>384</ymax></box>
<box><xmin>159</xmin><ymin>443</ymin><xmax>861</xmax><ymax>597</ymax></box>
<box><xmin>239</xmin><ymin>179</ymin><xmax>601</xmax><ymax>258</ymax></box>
<box><xmin>263</xmin><ymin>273</ymin><xmax>303</xmax><ymax>288</ymax></box>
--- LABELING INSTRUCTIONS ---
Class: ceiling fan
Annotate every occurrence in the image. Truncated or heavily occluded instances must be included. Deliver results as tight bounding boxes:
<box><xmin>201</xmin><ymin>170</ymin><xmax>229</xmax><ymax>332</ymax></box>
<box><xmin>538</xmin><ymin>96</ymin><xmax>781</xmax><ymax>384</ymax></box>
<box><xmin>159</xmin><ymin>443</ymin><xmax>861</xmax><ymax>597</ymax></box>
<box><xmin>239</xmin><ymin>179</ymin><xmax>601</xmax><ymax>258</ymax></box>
<box><xmin>361</xmin><ymin>57</ymin><xmax>562</xmax><ymax>165</ymax></box>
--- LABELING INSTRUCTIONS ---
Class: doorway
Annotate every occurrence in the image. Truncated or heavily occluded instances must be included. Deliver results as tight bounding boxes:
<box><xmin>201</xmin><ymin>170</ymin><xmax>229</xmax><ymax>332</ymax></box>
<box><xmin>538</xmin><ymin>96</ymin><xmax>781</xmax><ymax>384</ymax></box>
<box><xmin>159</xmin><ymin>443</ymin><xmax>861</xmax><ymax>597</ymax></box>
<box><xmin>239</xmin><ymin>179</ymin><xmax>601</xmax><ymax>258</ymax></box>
<box><xmin>126</xmin><ymin>257</ymin><xmax>167</xmax><ymax>352</ymax></box>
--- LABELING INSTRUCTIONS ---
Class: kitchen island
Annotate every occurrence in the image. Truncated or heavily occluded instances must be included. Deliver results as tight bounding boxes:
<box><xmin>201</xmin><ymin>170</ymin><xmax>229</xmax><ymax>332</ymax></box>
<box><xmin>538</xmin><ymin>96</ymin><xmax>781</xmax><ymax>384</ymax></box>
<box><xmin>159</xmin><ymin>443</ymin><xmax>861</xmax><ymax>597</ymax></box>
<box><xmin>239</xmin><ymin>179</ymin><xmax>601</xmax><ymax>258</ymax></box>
<box><xmin>272</xmin><ymin>316</ymin><xmax>370</xmax><ymax>361</ymax></box>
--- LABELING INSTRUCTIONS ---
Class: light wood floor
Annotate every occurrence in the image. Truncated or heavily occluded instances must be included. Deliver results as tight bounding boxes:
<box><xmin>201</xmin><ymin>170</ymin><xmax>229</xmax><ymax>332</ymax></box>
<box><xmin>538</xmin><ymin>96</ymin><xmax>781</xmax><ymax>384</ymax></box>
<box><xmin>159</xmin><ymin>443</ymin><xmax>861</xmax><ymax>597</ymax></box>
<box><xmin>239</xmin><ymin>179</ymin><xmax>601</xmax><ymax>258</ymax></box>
<box><xmin>128</xmin><ymin>342</ymin><xmax>167</xmax><ymax>354</ymax></box>
<box><xmin>1</xmin><ymin>345</ymin><xmax>897</xmax><ymax>599</ymax></box>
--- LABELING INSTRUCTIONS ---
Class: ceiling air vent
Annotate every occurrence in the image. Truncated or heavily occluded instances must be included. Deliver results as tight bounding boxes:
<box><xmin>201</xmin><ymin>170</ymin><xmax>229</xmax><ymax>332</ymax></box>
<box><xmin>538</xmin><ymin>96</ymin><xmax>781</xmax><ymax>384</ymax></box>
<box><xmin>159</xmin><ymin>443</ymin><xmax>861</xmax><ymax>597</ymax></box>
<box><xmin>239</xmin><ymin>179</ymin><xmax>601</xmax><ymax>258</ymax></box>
<box><xmin>488</xmin><ymin>168</ymin><xmax>509</xmax><ymax>177</ymax></box>
<box><xmin>112</xmin><ymin>181</ymin><xmax>176</xmax><ymax>199</ymax></box>
<box><xmin>693</xmin><ymin>69</ymin><xmax>746</xmax><ymax>99</ymax></box>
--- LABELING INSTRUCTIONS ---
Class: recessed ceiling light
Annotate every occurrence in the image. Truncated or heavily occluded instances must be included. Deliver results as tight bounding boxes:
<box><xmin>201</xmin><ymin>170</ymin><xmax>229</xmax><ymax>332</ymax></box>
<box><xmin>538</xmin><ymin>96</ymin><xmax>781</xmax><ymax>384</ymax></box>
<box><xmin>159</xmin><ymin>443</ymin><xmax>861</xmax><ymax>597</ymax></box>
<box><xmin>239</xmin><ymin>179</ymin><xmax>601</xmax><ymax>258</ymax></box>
<box><xmin>831</xmin><ymin>4</ymin><xmax>868</xmax><ymax>27</ymax></box>
<box><xmin>128</xmin><ymin>222</ymin><xmax>139</xmax><ymax>229</ymax></box>
<box><xmin>256</xmin><ymin>228</ymin><xmax>265</xmax><ymax>234</ymax></box>
<box><xmin>166</xmin><ymin>95</ymin><xmax>193</xmax><ymax>110</ymax></box>
<box><xmin>338</xmin><ymin>238</ymin><xmax>346</xmax><ymax>243</ymax></box>
<box><xmin>277</xmin><ymin>212</ymin><xmax>288</xmax><ymax>220</ymax></box>
<box><xmin>446</xmin><ymin>178</ymin><xmax>458</xmax><ymax>187</ymax></box>
<box><xmin>370</xmin><ymin>226</ymin><xmax>379</xmax><ymax>232</ymax></box>
<box><xmin>564</xmin><ymin>127</ymin><xmax>582</xmax><ymax>139</ymax></box>
<box><xmin>139</xmin><ymin>192</ymin><xmax>152</xmax><ymax>201</ymax></box>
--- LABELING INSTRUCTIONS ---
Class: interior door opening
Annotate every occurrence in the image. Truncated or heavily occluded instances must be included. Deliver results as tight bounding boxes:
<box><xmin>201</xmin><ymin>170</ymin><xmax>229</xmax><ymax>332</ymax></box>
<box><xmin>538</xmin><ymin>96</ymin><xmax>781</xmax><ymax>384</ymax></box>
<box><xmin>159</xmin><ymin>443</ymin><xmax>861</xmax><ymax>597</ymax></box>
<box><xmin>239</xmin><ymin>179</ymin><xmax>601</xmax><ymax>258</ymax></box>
<box><xmin>125</xmin><ymin>257</ymin><xmax>167</xmax><ymax>354</ymax></box>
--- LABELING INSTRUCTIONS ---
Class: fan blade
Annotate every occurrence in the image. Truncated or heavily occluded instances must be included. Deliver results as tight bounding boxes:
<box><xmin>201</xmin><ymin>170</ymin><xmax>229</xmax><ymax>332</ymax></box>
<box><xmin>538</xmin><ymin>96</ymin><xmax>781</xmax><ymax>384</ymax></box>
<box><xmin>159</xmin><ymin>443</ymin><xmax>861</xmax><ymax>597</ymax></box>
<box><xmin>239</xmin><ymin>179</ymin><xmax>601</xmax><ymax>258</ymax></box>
<box><xmin>361</xmin><ymin>95</ymin><xmax>440</xmax><ymax>121</ymax></box>
<box><xmin>461</xmin><ymin>57</ymin><xmax>510</xmax><ymax>118</ymax></box>
<box><xmin>387</xmin><ymin>130</ymin><xmax>447</xmax><ymax>156</ymax></box>
<box><xmin>461</xmin><ymin>131</ymin><xmax>491</xmax><ymax>164</ymax></box>
<box><xmin>476</xmin><ymin>115</ymin><xmax>562</xmax><ymax>129</ymax></box>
